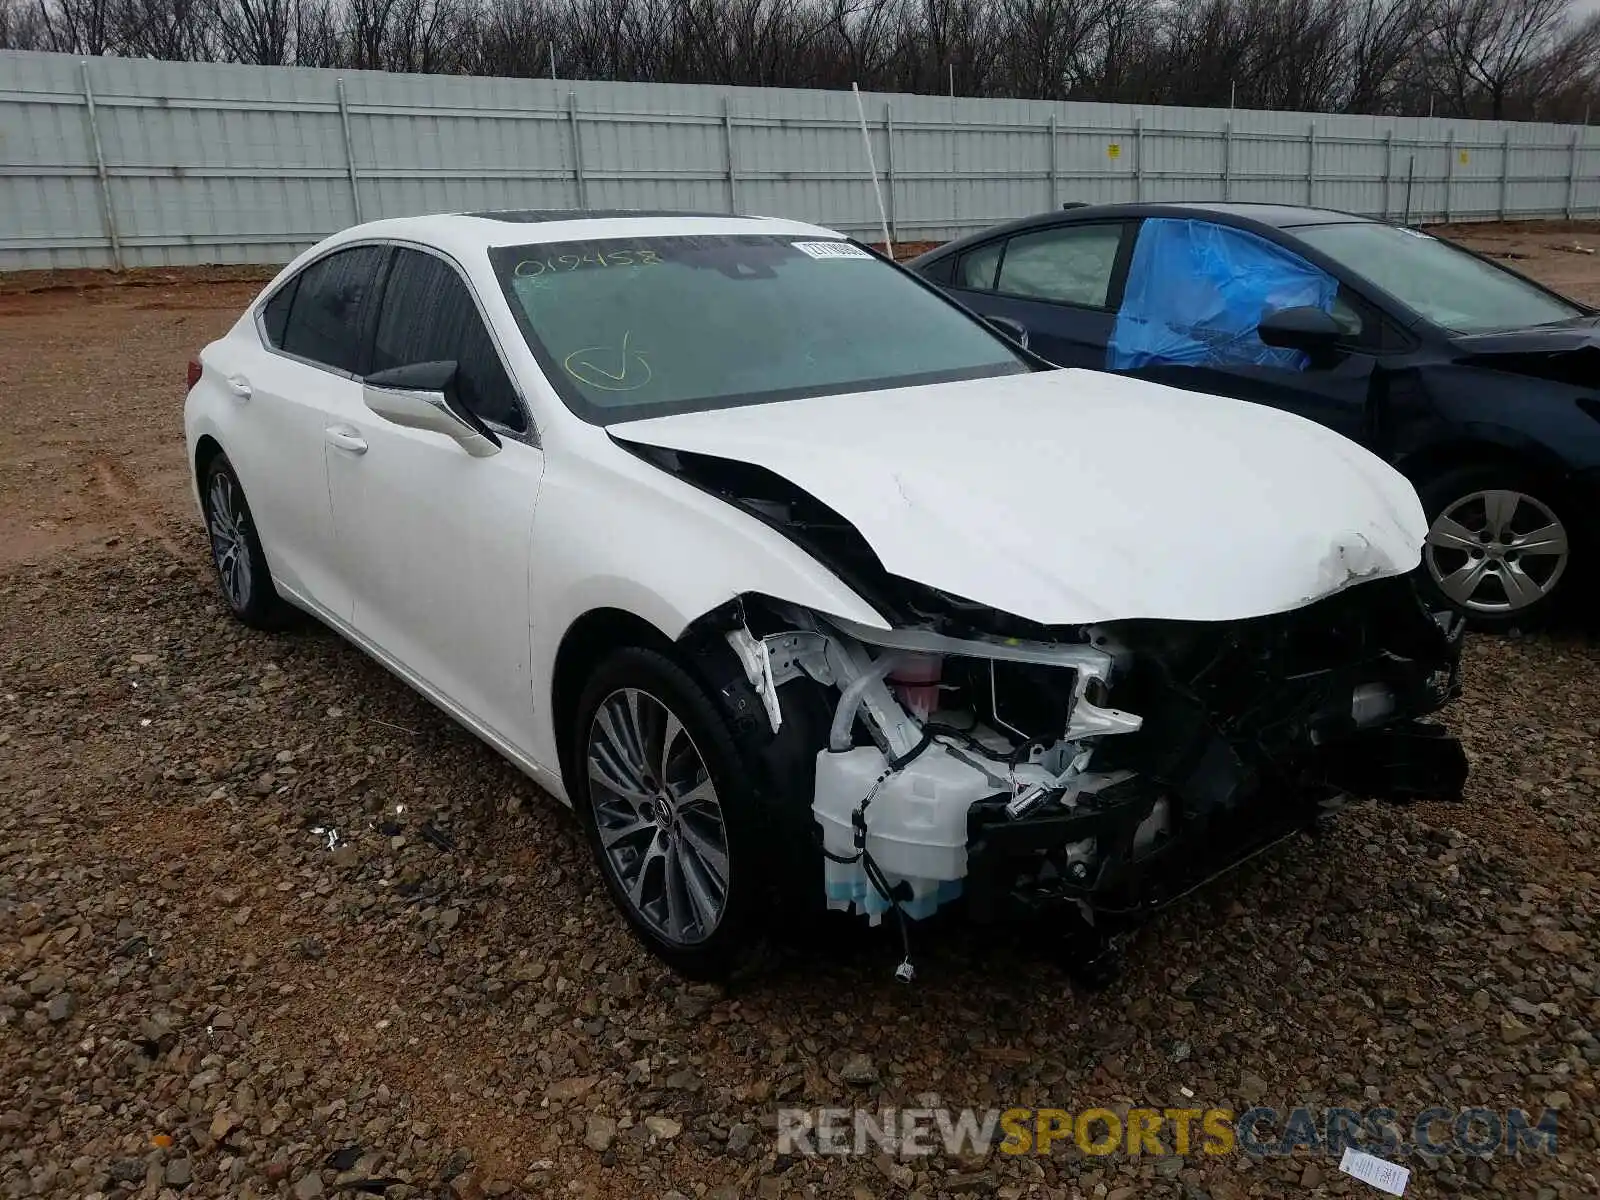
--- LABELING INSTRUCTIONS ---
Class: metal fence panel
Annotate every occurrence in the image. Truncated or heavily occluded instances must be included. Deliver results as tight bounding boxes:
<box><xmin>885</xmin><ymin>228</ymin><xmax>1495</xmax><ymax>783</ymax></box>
<box><xmin>1</xmin><ymin>49</ymin><xmax>1596</xmax><ymax>270</ymax></box>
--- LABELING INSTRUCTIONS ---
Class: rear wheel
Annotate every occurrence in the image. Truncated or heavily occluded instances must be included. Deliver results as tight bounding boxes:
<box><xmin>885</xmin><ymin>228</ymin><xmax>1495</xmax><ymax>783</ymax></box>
<box><xmin>202</xmin><ymin>453</ymin><xmax>294</xmax><ymax>630</ymax></box>
<box><xmin>1417</xmin><ymin>464</ymin><xmax>1572</xmax><ymax>629</ymax></box>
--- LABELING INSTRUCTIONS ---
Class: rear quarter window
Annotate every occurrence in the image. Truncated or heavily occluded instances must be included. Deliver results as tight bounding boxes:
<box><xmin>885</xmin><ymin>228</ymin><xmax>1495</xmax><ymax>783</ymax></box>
<box><xmin>278</xmin><ymin>244</ymin><xmax>390</xmax><ymax>374</ymax></box>
<box><xmin>260</xmin><ymin>277</ymin><xmax>297</xmax><ymax>348</ymax></box>
<box><xmin>916</xmin><ymin>255</ymin><xmax>955</xmax><ymax>285</ymax></box>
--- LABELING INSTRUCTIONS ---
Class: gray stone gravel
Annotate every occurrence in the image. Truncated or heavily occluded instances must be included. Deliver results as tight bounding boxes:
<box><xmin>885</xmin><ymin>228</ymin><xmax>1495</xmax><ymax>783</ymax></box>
<box><xmin>1</xmin><ymin>532</ymin><xmax>1597</xmax><ymax>1200</ymax></box>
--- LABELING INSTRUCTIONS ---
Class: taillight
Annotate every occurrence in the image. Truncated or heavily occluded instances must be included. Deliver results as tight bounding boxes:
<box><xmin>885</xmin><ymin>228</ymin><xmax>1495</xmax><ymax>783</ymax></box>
<box><xmin>186</xmin><ymin>358</ymin><xmax>202</xmax><ymax>391</ymax></box>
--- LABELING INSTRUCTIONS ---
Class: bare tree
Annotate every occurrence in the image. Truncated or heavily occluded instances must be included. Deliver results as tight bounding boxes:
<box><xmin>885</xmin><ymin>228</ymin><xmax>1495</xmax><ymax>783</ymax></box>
<box><xmin>292</xmin><ymin>0</ymin><xmax>342</xmax><ymax>64</ymax></box>
<box><xmin>1</xmin><ymin>0</ymin><xmax>49</xmax><ymax>44</ymax></box>
<box><xmin>384</xmin><ymin>0</ymin><xmax>469</xmax><ymax>71</ymax></box>
<box><xmin>996</xmin><ymin>0</ymin><xmax>1110</xmax><ymax>100</ymax></box>
<box><xmin>34</xmin><ymin>0</ymin><xmax>115</xmax><ymax>52</ymax></box>
<box><xmin>7</xmin><ymin>0</ymin><xmax>1597</xmax><ymax>119</ymax></box>
<box><xmin>209</xmin><ymin>0</ymin><xmax>296</xmax><ymax>63</ymax></box>
<box><xmin>110</xmin><ymin>0</ymin><xmax>217</xmax><ymax>57</ymax></box>
<box><xmin>1338</xmin><ymin>0</ymin><xmax>1430</xmax><ymax>112</ymax></box>
<box><xmin>820</xmin><ymin>0</ymin><xmax>897</xmax><ymax>87</ymax></box>
<box><xmin>1430</xmin><ymin>0</ymin><xmax>1577</xmax><ymax>117</ymax></box>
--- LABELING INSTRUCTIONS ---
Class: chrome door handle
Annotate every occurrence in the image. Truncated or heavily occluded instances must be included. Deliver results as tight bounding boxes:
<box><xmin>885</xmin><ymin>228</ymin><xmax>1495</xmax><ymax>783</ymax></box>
<box><xmin>225</xmin><ymin>375</ymin><xmax>252</xmax><ymax>400</ymax></box>
<box><xmin>324</xmin><ymin>426</ymin><xmax>368</xmax><ymax>454</ymax></box>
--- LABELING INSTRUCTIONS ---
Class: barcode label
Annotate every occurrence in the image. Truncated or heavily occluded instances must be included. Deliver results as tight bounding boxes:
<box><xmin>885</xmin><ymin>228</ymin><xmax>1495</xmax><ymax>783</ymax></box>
<box><xmin>1339</xmin><ymin>1148</ymin><xmax>1410</xmax><ymax>1196</ymax></box>
<box><xmin>792</xmin><ymin>241</ymin><xmax>872</xmax><ymax>260</ymax></box>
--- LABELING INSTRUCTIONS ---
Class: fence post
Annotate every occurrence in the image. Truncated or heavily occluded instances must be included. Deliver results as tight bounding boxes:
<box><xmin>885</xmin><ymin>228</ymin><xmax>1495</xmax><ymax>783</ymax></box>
<box><xmin>885</xmin><ymin>102</ymin><xmax>897</xmax><ymax>240</ymax></box>
<box><xmin>1498</xmin><ymin>128</ymin><xmax>1511</xmax><ymax>221</ymax></box>
<box><xmin>1381</xmin><ymin>130</ymin><xmax>1393</xmax><ymax>219</ymax></box>
<box><xmin>722</xmin><ymin>98</ymin><xmax>739</xmax><ymax>214</ymax></box>
<box><xmin>1444</xmin><ymin>129</ymin><xmax>1455</xmax><ymax>223</ymax></box>
<box><xmin>1222</xmin><ymin>120</ymin><xmax>1232</xmax><ymax>200</ymax></box>
<box><xmin>567</xmin><ymin>92</ymin><xmax>587</xmax><ymax>208</ymax></box>
<box><xmin>1566</xmin><ymin>129</ymin><xmax>1581</xmax><ymax>220</ymax></box>
<box><xmin>1134</xmin><ymin>115</ymin><xmax>1144</xmax><ymax>201</ymax></box>
<box><xmin>1047</xmin><ymin>113</ymin><xmax>1058</xmax><ymax>209</ymax></box>
<box><xmin>336</xmin><ymin>79</ymin><xmax>363</xmax><ymax>224</ymax></box>
<box><xmin>1306</xmin><ymin>120</ymin><xmax>1316</xmax><ymax>205</ymax></box>
<box><xmin>79</xmin><ymin>60</ymin><xmax>123</xmax><ymax>271</ymax></box>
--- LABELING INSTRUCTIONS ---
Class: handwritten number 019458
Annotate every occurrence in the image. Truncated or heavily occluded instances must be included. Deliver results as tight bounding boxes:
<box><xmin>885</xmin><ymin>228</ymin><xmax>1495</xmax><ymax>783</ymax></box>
<box><xmin>513</xmin><ymin>249</ymin><xmax>663</xmax><ymax>276</ymax></box>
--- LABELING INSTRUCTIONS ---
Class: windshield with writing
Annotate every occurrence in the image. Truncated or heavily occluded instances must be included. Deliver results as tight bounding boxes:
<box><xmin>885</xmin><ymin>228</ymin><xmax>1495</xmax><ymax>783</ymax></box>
<box><xmin>1293</xmin><ymin>222</ymin><xmax>1584</xmax><ymax>335</ymax></box>
<box><xmin>489</xmin><ymin>235</ymin><xmax>1030</xmax><ymax>422</ymax></box>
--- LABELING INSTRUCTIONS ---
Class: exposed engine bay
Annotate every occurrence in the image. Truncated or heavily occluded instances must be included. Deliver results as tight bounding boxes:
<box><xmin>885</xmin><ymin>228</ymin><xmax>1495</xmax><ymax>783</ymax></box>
<box><xmin>630</xmin><ymin>438</ymin><xmax>1468</xmax><ymax>974</ymax></box>
<box><xmin>705</xmin><ymin>577</ymin><xmax>1466</xmax><ymax>940</ymax></box>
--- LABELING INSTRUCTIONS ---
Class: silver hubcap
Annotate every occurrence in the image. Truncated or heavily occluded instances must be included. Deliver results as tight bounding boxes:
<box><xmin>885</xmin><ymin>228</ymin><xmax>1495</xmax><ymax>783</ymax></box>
<box><xmin>207</xmin><ymin>473</ymin><xmax>253</xmax><ymax>611</ymax></box>
<box><xmin>1424</xmin><ymin>489</ymin><xmax>1568</xmax><ymax>614</ymax></box>
<box><xmin>585</xmin><ymin>688</ymin><xmax>729</xmax><ymax>946</ymax></box>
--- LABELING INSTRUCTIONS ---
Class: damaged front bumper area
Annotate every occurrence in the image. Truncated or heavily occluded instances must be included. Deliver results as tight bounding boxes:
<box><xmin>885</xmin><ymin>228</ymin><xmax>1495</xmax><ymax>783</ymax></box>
<box><xmin>726</xmin><ymin>575</ymin><xmax>1466</xmax><ymax>931</ymax></box>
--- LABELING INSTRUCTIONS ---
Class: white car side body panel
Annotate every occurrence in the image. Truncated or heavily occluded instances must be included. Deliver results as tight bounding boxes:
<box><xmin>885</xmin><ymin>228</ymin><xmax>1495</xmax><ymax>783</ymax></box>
<box><xmin>186</xmin><ymin>319</ymin><xmax>353</xmax><ymax>618</ymax></box>
<box><xmin>523</xmin><ymin>426</ymin><xmax>892</xmax><ymax>795</ymax></box>
<box><xmin>609</xmin><ymin>367</ymin><xmax>1430</xmax><ymax>625</ymax></box>
<box><xmin>326</xmin><ymin>428</ymin><xmax>548</xmax><ymax>755</ymax></box>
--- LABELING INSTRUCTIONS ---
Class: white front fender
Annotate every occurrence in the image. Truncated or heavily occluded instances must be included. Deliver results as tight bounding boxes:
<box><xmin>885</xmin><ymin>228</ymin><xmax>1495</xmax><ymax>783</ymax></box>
<box><xmin>525</xmin><ymin>450</ymin><xmax>889</xmax><ymax>789</ymax></box>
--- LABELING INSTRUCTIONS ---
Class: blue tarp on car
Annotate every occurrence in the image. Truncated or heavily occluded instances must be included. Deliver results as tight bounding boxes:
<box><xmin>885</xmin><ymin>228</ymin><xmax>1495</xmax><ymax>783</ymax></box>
<box><xmin>1107</xmin><ymin>218</ymin><xmax>1339</xmax><ymax>371</ymax></box>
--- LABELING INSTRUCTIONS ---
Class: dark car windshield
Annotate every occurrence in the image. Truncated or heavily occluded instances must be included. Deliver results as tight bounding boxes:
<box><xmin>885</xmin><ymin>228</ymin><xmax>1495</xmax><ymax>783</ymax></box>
<box><xmin>489</xmin><ymin>235</ymin><xmax>1030</xmax><ymax>422</ymax></box>
<box><xmin>1293</xmin><ymin>221</ymin><xmax>1585</xmax><ymax>335</ymax></box>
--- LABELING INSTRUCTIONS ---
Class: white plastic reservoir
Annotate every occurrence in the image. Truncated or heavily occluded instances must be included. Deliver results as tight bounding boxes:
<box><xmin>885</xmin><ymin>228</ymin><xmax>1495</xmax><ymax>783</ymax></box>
<box><xmin>812</xmin><ymin>743</ymin><xmax>1001</xmax><ymax>922</ymax></box>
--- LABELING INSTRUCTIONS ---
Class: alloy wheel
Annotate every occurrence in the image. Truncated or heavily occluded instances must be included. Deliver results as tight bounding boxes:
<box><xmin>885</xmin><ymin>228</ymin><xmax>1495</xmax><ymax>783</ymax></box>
<box><xmin>585</xmin><ymin>687</ymin><xmax>730</xmax><ymax>946</ymax></box>
<box><xmin>1423</xmin><ymin>489</ymin><xmax>1568</xmax><ymax>615</ymax></box>
<box><xmin>207</xmin><ymin>472</ymin><xmax>254</xmax><ymax>611</ymax></box>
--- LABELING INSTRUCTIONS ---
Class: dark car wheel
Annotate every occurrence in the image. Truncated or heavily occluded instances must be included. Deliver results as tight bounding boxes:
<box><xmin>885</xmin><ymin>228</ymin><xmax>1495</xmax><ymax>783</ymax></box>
<box><xmin>571</xmin><ymin>645</ymin><xmax>763</xmax><ymax>979</ymax></box>
<box><xmin>202</xmin><ymin>453</ymin><xmax>294</xmax><ymax>631</ymax></box>
<box><xmin>1417</xmin><ymin>464</ymin><xmax>1573</xmax><ymax>629</ymax></box>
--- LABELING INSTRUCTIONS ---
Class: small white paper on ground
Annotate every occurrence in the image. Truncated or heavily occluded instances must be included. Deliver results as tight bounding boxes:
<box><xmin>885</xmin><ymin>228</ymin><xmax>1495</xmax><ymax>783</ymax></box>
<box><xmin>792</xmin><ymin>241</ymin><xmax>873</xmax><ymax>260</ymax></box>
<box><xmin>1339</xmin><ymin>1147</ymin><xmax>1410</xmax><ymax>1196</ymax></box>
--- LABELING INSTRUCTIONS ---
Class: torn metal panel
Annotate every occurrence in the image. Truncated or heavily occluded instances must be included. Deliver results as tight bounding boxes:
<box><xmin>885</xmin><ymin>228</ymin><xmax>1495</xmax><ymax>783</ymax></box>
<box><xmin>724</xmin><ymin>626</ymin><xmax>782</xmax><ymax>733</ymax></box>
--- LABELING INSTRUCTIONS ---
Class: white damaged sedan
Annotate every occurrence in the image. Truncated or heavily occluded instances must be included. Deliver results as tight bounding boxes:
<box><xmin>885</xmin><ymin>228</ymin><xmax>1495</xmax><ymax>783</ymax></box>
<box><xmin>185</xmin><ymin>211</ymin><xmax>1467</xmax><ymax>979</ymax></box>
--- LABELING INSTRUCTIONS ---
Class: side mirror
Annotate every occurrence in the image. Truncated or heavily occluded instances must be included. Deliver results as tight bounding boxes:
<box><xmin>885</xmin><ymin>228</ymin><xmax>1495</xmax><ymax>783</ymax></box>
<box><xmin>362</xmin><ymin>360</ymin><xmax>501</xmax><ymax>458</ymax></box>
<box><xmin>983</xmin><ymin>315</ymin><xmax>1031</xmax><ymax>351</ymax></box>
<box><xmin>1257</xmin><ymin>306</ymin><xmax>1343</xmax><ymax>362</ymax></box>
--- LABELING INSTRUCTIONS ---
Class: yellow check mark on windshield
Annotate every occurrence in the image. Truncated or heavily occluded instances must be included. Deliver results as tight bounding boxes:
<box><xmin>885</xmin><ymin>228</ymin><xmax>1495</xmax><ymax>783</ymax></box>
<box><xmin>564</xmin><ymin>332</ymin><xmax>652</xmax><ymax>392</ymax></box>
<box><xmin>586</xmin><ymin>331</ymin><xmax>636</xmax><ymax>379</ymax></box>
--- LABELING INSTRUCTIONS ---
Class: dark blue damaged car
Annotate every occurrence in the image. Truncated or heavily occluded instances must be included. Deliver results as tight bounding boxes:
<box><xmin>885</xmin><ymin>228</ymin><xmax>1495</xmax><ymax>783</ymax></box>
<box><xmin>910</xmin><ymin>202</ymin><xmax>1600</xmax><ymax>628</ymax></box>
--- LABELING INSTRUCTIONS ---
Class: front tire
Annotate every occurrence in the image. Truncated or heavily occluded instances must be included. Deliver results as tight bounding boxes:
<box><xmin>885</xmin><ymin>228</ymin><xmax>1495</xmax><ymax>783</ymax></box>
<box><xmin>571</xmin><ymin>646</ymin><xmax>763</xmax><ymax>978</ymax></box>
<box><xmin>1416</xmin><ymin>463</ymin><xmax>1573</xmax><ymax>629</ymax></box>
<box><xmin>201</xmin><ymin>453</ymin><xmax>294</xmax><ymax>631</ymax></box>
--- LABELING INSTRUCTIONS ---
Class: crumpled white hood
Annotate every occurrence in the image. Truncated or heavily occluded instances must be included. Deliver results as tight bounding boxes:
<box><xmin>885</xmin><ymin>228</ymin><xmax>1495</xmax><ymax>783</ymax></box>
<box><xmin>610</xmin><ymin>369</ymin><xmax>1428</xmax><ymax>625</ymax></box>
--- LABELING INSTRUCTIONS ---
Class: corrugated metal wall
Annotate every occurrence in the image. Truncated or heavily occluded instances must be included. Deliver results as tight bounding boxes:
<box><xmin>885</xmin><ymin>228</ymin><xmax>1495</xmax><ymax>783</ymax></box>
<box><xmin>2</xmin><ymin>49</ymin><xmax>1597</xmax><ymax>271</ymax></box>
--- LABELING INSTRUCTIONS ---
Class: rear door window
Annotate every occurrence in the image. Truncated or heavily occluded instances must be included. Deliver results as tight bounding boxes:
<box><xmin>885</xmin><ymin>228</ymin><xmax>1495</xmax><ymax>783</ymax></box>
<box><xmin>953</xmin><ymin>241</ymin><xmax>1003</xmax><ymax>291</ymax></box>
<box><xmin>279</xmin><ymin>245</ymin><xmax>390</xmax><ymax>375</ymax></box>
<box><xmin>995</xmin><ymin>224</ymin><xmax>1127</xmax><ymax>309</ymax></box>
<box><xmin>372</xmin><ymin>248</ymin><xmax>527</xmax><ymax>434</ymax></box>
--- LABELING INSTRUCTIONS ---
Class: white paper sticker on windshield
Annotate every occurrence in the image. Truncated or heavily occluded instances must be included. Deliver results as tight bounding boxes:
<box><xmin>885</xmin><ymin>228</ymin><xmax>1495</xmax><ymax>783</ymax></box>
<box><xmin>792</xmin><ymin>241</ymin><xmax>872</xmax><ymax>260</ymax></box>
<box><xmin>1339</xmin><ymin>1148</ymin><xmax>1410</xmax><ymax>1196</ymax></box>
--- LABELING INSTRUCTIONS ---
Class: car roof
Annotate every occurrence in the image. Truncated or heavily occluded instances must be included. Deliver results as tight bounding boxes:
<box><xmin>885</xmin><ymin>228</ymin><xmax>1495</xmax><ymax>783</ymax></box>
<box><xmin>312</xmin><ymin>209</ymin><xmax>847</xmax><ymax>266</ymax></box>
<box><xmin>920</xmin><ymin>201</ymin><xmax>1377</xmax><ymax>261</ymax></box>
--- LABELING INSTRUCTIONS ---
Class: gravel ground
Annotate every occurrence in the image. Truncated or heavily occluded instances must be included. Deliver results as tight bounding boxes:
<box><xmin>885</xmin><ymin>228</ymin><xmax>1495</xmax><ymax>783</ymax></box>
<box><xmin>2</xmin><ymin>221</ymin><xmax>1599</xmax><ymax>1200</ymax></box>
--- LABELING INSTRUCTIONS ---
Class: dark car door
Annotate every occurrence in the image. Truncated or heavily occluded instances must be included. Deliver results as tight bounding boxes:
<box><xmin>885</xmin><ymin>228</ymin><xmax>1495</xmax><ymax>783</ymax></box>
<box><xmin>1110</xmin><ymin>218</ymin><xmax>1382</xmax><ymax>446</ymax></box>
<box><xmin>937</xmin><ymin>222</ymin><xmax>1135</xmax><ymax>369</ymax></box>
